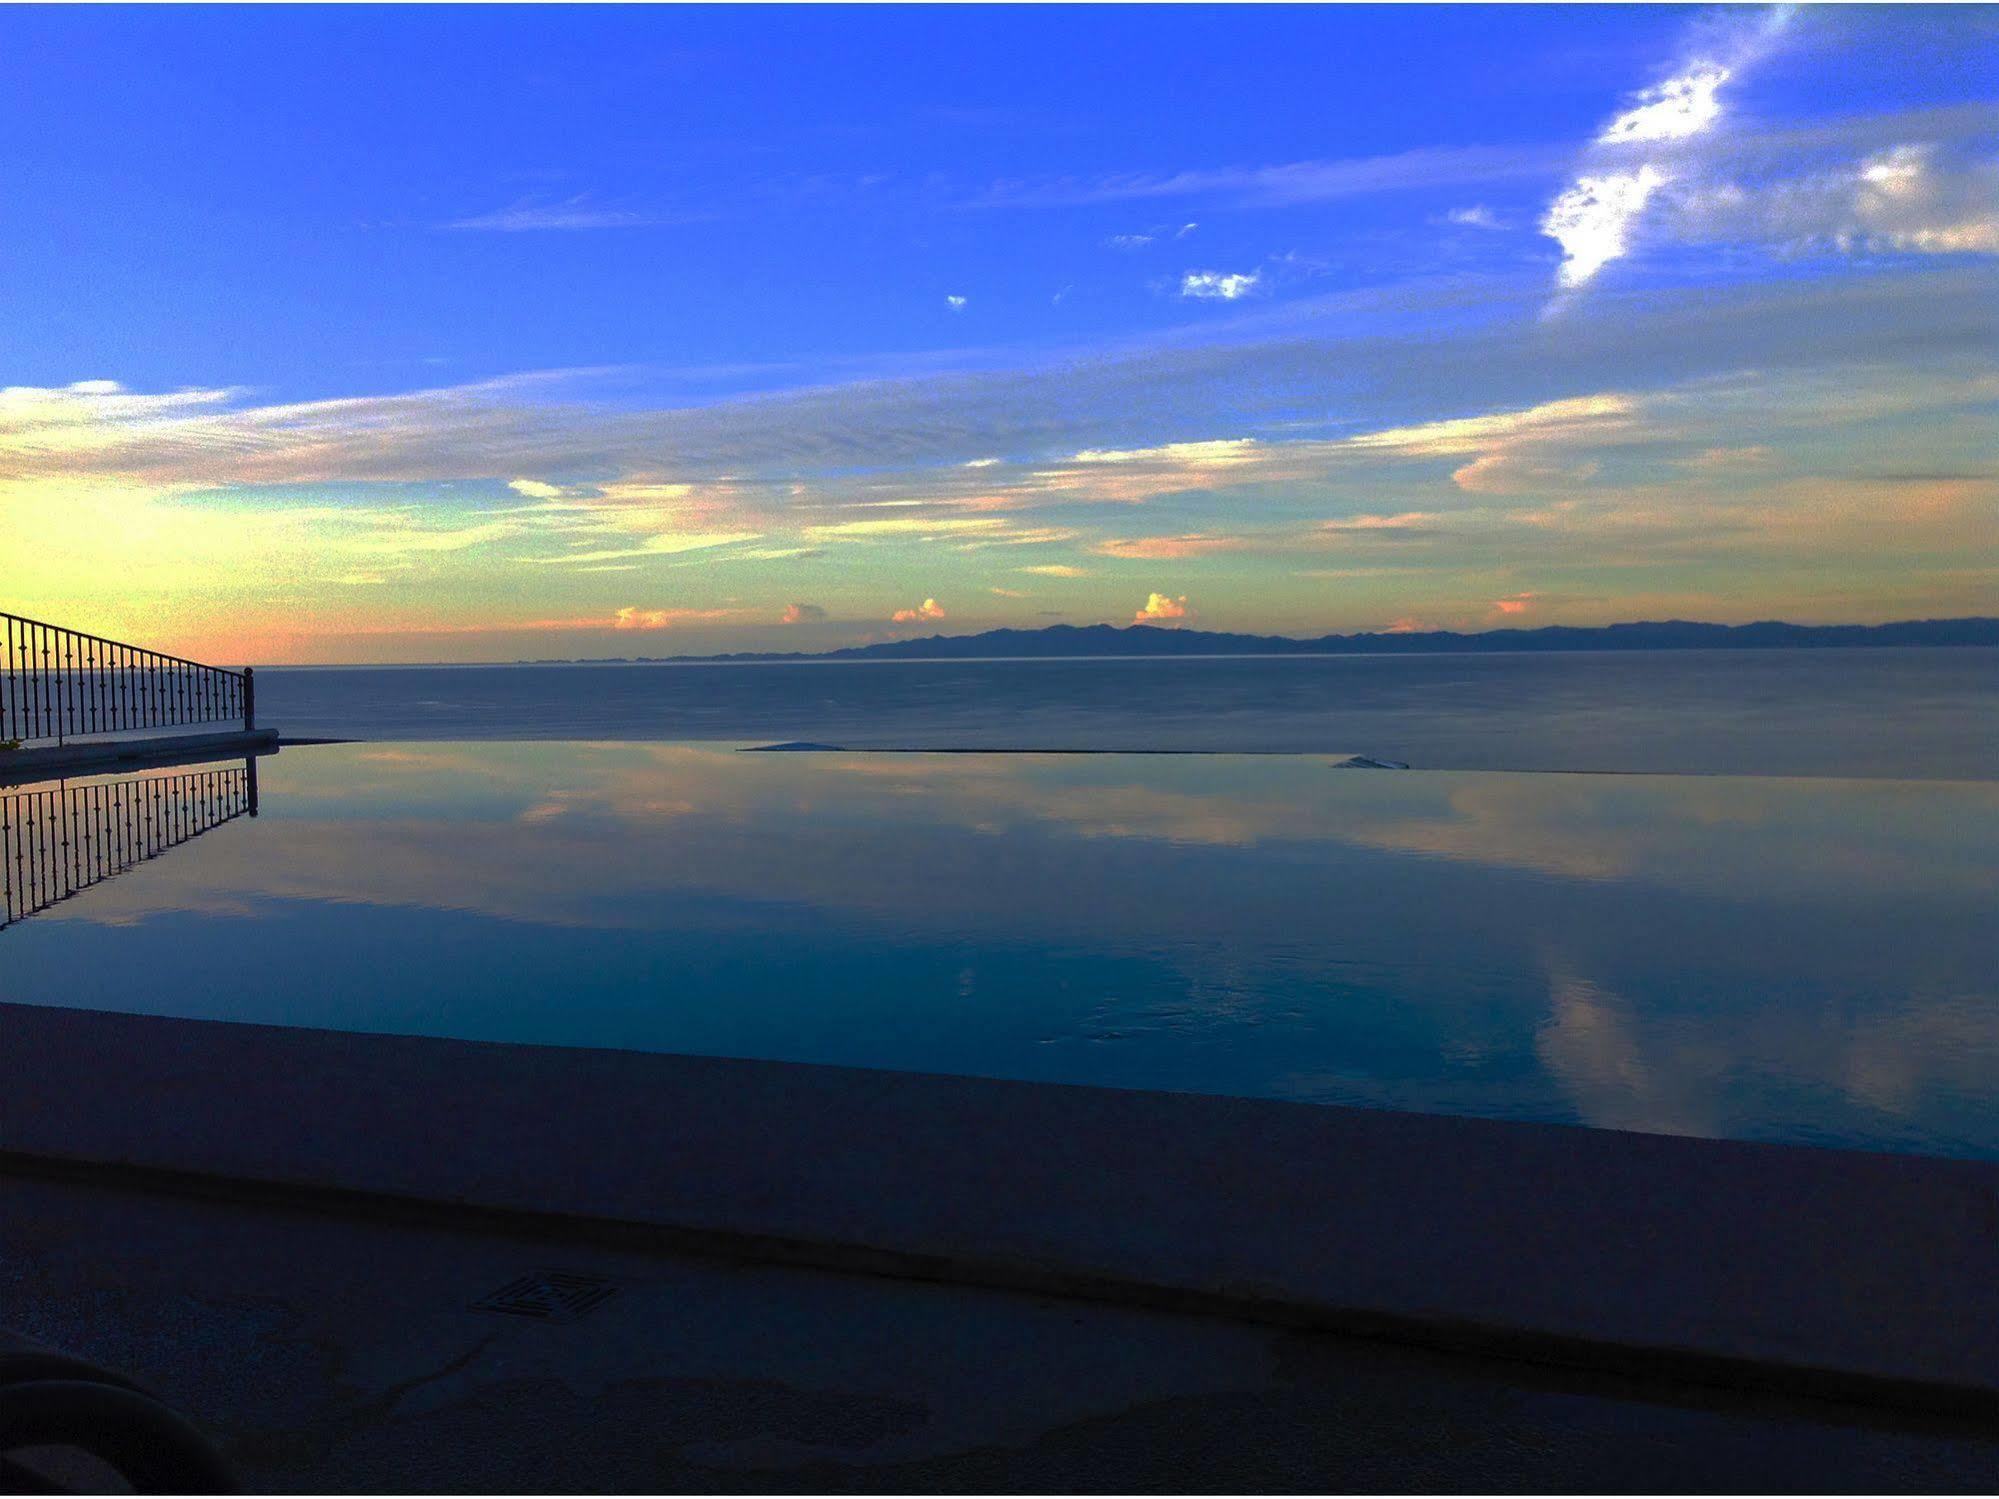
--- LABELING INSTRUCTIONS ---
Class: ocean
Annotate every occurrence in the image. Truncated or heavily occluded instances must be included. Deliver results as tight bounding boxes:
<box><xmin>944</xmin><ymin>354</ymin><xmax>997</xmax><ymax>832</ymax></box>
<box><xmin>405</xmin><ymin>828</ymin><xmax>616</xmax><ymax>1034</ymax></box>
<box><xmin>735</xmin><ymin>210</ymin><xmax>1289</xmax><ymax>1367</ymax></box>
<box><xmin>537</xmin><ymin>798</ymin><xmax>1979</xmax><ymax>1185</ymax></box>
<box><xmin>256</xmin><ymin>646</ymin><xmax>1999</xmax><ymax>779</ymax></box>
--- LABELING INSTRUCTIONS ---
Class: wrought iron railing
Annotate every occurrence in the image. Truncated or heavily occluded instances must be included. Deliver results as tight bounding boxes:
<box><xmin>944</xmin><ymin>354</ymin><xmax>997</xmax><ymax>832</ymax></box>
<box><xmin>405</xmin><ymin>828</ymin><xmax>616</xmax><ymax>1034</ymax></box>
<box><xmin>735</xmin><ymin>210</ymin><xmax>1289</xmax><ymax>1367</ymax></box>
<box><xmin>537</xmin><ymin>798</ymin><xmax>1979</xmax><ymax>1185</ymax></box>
<box><xmin>1</xmin><ymin>611</ymin><xmax>253</xmax><ymax>747</ymax></box>
<box><xmin>0</xmin><ymin>759</ymin><xmax>258</xmax><ymax>932</ymax></box>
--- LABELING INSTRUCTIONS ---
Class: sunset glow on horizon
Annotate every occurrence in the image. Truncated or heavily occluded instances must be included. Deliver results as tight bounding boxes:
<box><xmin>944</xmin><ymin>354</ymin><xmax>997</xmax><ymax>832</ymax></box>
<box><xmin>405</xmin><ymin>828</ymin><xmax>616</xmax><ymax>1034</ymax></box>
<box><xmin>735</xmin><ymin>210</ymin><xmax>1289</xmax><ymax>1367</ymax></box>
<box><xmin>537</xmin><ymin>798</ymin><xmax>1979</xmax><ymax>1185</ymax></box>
<box><xmin>4</xmin><ymin>6</ymin><xmax>1993</xmax><ymax>664</ymax></box>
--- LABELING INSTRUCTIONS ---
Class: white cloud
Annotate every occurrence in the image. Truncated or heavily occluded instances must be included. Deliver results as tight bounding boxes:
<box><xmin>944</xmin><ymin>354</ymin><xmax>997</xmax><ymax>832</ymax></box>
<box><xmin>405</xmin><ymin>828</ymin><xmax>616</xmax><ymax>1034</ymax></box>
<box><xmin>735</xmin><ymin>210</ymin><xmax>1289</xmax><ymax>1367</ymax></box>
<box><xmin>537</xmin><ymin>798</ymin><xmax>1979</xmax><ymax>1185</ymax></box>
<box><xmin>1539</xmin><ymin>11</ymin><xmax>1789</xmax><ymax>291</ymax></box>
<box><xmin>945</xmin><ymin>295</ymin><xmax>968</xmax><ymax>312</ymax></box>
<box><xmin>1527</xmin><ymin>9</ymin><xmax>1972</xmax><ymax>293</ymax></box>
<box><xmin>1597</xmin><ymin>63</ymin><xmax>1732</xmax><ymax>146</ymax></box>
<box><xmin>1543</xmin><ymin>166</ymin><xmax>1668</xmax><ymax>289</ymax></box>
<box><xmin>1132</xmin><ymin>591</ymin><xmax>1193</xmax><ymax>625</ymax></box>
<box><xmin>1107</xmin><ymin>234</ymin><xmax>1154</xmax><ymax>250</ymax></box>
<box><xmin>612</xmin><ymin>606</ymin><xmax>734</xmax><ymax>630</ymax></box>
<box><xmin>1445</xmin><ymin>205</ymin><xmax>1504</xmax><ymax>229</ymax></box>
<box><xmin>1179</xmin><ymin>270</ymin><xmax>1261</xmax><ymax>301</ymax></box>
<box><xmin>507</xmin><ymin>478</ymin><xmax>568</xmax><ymax>499</ymax></box>
<box><xmin>1071</xmin><ymin>437</ymin><xmax>1259</xmax><ymax>467</ymax></box>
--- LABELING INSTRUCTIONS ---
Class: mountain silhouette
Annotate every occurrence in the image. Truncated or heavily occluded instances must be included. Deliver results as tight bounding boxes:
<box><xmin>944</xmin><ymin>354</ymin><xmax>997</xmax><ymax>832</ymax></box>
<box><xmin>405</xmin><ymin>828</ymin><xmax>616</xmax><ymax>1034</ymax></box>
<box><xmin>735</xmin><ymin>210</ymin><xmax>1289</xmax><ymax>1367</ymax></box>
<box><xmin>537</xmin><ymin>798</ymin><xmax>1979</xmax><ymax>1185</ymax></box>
<box><xmin>653</xmin><ymin>616</ymin><xmax>1999</xmax><ymax>664</ymax></box>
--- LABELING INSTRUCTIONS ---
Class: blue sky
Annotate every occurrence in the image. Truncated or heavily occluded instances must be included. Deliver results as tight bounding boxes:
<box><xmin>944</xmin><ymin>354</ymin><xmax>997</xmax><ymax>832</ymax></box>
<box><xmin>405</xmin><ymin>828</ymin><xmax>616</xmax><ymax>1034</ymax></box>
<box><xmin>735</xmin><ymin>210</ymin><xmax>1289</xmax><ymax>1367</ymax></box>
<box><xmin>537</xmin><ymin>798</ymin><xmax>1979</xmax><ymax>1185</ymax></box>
<box><xmin>3</xmin><ymin>4</ymin><xmax>1994</xmax><ymax>662</ymax></box>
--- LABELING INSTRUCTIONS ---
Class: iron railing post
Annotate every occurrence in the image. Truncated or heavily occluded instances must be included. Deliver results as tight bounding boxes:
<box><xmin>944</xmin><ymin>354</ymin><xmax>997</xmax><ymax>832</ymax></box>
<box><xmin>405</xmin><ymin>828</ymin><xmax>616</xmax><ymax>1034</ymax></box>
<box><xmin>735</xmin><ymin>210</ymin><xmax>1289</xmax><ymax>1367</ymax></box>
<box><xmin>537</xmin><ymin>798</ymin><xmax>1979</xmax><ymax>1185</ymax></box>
<box><xmin>243</xmin><ymin>666</ymin><xmax>255</xmax><ymax>733</ymax></box>
<box><xmin>1</xmin><ymin>612</ymin><xmax>253</xmax><ymax>748</ymax></box>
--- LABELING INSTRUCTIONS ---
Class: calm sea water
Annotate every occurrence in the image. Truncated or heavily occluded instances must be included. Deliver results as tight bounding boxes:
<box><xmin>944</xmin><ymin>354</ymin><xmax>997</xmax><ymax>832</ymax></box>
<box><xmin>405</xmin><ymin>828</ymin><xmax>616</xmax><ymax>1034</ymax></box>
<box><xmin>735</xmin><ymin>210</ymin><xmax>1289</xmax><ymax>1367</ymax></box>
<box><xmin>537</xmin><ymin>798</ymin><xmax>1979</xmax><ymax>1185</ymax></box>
<box><xmin>5</xmin><ymin>742</ymin><xmax>1996</xmax><ymax>1158</ymax></box>
<box><xmin>257</xmin><ymin>648</ymin><xmax>1999</xmax><ymax>779</ymax></box>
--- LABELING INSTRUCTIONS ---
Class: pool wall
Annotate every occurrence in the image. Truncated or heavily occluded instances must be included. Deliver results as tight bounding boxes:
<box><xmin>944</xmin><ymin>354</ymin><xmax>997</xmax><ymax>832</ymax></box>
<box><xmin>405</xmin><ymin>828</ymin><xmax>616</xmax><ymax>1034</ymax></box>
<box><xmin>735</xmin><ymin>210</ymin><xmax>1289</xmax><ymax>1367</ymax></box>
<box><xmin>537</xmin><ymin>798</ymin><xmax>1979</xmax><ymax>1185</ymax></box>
<box><xmin>2</xmin><ymin>1002</ymin><xmax>1995</xmax><ymax>1417</ymax></box>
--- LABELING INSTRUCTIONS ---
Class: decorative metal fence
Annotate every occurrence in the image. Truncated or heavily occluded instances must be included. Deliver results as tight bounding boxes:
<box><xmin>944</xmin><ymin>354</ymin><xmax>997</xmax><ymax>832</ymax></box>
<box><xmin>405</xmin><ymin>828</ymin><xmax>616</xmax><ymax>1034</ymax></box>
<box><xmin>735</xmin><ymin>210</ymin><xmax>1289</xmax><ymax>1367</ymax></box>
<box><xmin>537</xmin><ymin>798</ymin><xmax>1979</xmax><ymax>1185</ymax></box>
<box><xmin>0</xmin><ymin>759</ymin><xmax>258</xmax><ymax>932</ymax></box>
<box><xmin>2</xmin><ymin>611</ymin><xmax>253</xmax><ymax>746</ymax></box>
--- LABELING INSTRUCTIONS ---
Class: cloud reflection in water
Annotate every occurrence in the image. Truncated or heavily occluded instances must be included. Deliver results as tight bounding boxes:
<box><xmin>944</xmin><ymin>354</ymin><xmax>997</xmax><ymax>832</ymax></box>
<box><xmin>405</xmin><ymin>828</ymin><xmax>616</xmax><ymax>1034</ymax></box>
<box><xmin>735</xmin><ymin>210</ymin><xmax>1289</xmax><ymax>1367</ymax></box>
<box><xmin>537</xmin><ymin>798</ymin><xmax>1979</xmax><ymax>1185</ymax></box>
<box><xmin>7</xmin><ymin>742</ymin><xmax>1995</xmax><ymax>1159</ymax></box>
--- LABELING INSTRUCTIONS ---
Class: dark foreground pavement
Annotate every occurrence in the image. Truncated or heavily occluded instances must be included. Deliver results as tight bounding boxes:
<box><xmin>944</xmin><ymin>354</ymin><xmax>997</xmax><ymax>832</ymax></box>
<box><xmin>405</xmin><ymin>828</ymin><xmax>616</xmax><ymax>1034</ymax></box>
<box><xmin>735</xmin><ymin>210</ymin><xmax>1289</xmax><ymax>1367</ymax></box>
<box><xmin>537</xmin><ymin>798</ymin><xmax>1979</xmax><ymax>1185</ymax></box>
<box><xmin>0</xmin><ymin>1166</ymin><xmax>1995</xmax><ymax>1494</ymax></box>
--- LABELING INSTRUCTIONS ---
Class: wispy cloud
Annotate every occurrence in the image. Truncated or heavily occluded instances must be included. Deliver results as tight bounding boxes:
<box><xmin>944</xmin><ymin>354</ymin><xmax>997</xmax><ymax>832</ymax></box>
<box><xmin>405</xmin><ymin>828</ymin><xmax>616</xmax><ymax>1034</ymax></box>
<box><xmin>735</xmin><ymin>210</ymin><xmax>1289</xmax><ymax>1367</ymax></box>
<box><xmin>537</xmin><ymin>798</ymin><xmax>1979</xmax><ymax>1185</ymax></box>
<box><xmin>6</xmin><ymin>263</ymin><xmax>1990</xmax><ymax>658</ymax></box>
<box><xmin>519</xmin><ymin>531</ymin><xmax>762</xmax><ymax>565</ymax></box>
<box><xmin>8</xmin><ymin>266</ymin><xmax>1982</xmax><ymax>494</ymax></box>
<box><xmin>978</xmin><ymin>143</ymin><xmax>1555</xmax><ymax>209</ymax></box>
<box><xmin>1450</xmin><ymin>451</ymin><xmax>1600</xmax><ymax>495</ymax></box>
<box><xmin>1337</xmin><ymin>393</ymin><xmax>1636</xmax><ymax>456</ymax></box>
<box><xmin>780</xmin><ymin>602</ymin><xmax>826</xmax><ymax>624</ymax></box>
<box><xmin>809</xmin><ymin>516</ymin><xmax>1009</xmax><ymax>540</ymax></box>
<box><xmin>1670</xmin><ymin>143</ymin><xmax>1999</xmax><ymax>259</ymax></box>
<box><xmin>1314</xmin><ymin>511</ymin><xmax>1448</xmax><ymax>539</ymax></box>
<box><xmin>1071</xmin><ymin>438</ymin><xmax>1259</xmax><ymax>468</ymax></box>
<box><xmin>444</xmin><ymin>194</ymin><xmax>698</xmax><ymax>232</ymax></box>
<box><xmin>1093</xmin><ymin>533</ymin><xmax>1247</xmax><ymax>560</ymax></box>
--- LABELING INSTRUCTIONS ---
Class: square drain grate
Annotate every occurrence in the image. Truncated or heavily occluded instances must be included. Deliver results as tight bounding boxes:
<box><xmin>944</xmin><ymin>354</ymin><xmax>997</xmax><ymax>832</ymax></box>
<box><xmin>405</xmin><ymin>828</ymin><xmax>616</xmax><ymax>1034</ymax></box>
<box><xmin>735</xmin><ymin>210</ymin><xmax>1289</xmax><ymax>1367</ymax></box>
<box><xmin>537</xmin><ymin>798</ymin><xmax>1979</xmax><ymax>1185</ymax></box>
<box><xmin>470</xmin><ymin>1268</ymin><xmax>621</xmax><ymax>1323</ymax></box>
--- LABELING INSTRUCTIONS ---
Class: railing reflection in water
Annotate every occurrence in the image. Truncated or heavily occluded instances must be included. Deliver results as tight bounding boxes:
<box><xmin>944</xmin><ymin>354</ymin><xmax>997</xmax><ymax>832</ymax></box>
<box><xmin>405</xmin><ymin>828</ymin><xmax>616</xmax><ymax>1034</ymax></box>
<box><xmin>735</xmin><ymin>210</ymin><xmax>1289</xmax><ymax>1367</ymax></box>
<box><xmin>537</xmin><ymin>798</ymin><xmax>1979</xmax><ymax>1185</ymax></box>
<box><xmin>0</xmin><ymin>759</ymin><xmax>258</xmax><ymax>932</ymax></box>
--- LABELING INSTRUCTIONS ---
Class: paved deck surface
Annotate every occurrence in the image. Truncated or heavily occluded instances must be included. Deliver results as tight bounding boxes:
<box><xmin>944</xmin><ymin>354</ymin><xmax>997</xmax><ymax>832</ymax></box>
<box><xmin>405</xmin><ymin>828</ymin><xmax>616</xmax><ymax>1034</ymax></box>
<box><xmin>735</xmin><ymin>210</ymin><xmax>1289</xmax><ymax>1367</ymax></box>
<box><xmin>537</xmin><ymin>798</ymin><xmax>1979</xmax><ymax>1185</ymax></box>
<box><xmin>0</xmin><ymin>729</ymin><xmax>278</xmax><ymax>783</ymax></box>
<box><xmin>3</xmin><ymin>1004</ymin><xmax>1997</xmax><ymax>1415</ymax></box>
<box><xmin>2</xmin><ymin>1165</ymin><xmax>1997</xmax><ymax>1493</ymax></box>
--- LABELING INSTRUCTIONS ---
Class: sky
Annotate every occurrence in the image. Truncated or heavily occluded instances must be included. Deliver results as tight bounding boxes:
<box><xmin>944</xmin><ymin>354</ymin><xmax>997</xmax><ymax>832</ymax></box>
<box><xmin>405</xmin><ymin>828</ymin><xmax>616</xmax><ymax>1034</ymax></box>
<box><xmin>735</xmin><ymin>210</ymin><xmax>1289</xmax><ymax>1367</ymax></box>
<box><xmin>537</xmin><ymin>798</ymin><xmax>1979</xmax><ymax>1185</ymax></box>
<box><xmin>2</xmin><ymin>3</ymin><xmax>1994</xmax><ymax>664</ymax></box>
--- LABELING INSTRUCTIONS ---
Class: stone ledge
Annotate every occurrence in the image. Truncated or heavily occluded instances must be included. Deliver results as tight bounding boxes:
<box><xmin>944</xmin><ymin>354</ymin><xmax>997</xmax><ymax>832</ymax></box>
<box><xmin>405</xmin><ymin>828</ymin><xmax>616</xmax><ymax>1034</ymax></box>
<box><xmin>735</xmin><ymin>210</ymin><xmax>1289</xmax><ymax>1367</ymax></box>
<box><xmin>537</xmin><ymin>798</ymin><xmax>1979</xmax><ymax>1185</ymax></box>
<box><xmin>0</xmin><ymin>729</ymin><xmax>279</xmax><ymax>784</ymax></box>
<box><xmin>0</xmin><ymin>1002</ymin><xmax>1993</xmax><ymax>1417</ymax></box>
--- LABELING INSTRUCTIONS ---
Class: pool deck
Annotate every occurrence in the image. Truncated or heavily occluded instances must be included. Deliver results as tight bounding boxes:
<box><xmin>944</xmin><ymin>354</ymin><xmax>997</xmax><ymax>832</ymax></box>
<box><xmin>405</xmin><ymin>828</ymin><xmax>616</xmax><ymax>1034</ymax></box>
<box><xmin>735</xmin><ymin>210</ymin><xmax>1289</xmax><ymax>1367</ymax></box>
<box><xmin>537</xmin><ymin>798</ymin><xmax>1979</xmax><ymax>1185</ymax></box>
<box><xmin>9</xmin><ymin>1165</ymin><xmax>1999</xmax><ymax>1492</ymax></box>
<box><xmin>1</xmin><ymin>1002</ymin><xmax>1995</xmax><ymax>1422</ymax></box>
<box><xmin>0</xmin><ymin>727</ymin><xmax>279</xmax><ymax>783</ymax></box>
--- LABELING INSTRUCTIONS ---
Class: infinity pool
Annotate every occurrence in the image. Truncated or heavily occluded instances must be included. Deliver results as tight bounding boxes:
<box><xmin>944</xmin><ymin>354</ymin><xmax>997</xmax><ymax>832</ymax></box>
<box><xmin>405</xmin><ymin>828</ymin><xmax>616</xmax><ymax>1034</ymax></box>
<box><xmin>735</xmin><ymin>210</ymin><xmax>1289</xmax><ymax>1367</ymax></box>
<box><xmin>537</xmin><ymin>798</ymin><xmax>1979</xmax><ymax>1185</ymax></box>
<box><xmin>5</xmin><ymin>742</ymin><xmax>1995</xmax><ymax>1158</ymax></box>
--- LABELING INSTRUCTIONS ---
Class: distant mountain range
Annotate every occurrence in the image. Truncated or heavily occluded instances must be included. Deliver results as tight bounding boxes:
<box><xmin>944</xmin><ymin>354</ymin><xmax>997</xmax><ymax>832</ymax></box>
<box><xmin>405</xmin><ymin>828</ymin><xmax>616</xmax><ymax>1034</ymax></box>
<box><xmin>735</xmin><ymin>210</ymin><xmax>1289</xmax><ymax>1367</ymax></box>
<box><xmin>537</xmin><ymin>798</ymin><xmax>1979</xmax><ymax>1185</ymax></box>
<box><xmin>631</xmin><ymin>616</ymin><xmax>1999</xmax><ymax>664</ymax></box>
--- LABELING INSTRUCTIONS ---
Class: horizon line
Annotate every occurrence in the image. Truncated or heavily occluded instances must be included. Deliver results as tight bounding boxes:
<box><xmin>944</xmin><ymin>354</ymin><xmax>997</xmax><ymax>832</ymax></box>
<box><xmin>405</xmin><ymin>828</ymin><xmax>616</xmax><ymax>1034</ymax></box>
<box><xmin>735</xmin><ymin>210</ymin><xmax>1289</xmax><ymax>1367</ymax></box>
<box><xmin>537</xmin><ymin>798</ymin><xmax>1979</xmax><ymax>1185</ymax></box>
<box><xmin>243</xmin><ymin>614</ymin><xmax>1999</xmax><ymax>671</ymax></box>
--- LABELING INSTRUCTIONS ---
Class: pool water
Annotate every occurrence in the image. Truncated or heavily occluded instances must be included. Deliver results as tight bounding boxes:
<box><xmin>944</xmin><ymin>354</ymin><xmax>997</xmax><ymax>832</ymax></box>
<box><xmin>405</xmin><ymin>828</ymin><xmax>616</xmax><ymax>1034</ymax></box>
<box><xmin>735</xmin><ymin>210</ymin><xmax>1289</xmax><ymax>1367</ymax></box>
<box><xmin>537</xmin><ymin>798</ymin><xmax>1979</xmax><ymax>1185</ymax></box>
<box><xmin>5</xmin><ymin>742</ymin><xmax>1995</xmax><ymax>1158</ymax></box>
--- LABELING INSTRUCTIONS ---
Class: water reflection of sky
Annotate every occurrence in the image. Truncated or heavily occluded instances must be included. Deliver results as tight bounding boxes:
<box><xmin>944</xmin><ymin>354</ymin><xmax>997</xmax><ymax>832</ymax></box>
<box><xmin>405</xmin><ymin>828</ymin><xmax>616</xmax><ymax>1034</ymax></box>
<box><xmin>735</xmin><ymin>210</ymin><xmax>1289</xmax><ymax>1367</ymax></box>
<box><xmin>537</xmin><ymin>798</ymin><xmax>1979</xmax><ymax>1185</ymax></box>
<box><xmin>6</xmin><ymin>743</ymin><xmax>1996</xmax><ymax>1159</ymax></box>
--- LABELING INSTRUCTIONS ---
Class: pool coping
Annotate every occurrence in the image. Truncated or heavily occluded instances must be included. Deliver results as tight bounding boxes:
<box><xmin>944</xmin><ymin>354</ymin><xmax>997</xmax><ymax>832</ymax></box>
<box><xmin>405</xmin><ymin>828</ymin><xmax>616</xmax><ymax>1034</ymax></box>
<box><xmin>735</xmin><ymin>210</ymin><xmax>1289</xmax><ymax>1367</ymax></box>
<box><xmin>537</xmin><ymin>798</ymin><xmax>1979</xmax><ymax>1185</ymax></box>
<box><xmin>0</xmin><ymin>729</ymin><xmax>279</xmax><ymax>785</ymax></box>
<box><xmin>1</xmin><ymin>1002</ymin><xmax>1995</xmax><ymax>1419</ymax></box>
